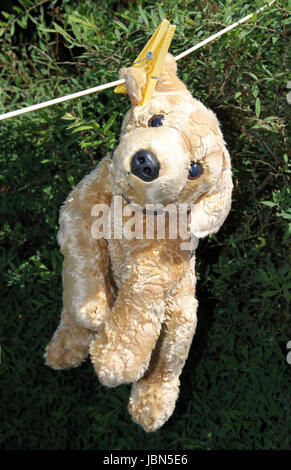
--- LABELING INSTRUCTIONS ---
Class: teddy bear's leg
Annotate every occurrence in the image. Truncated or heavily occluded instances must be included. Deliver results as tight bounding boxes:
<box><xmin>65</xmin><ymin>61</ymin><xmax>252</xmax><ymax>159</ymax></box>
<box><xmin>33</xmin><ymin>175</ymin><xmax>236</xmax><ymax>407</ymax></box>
<box><xmin>44</xmin><ymin>308</ymin><xmax>95</xmax><ymax>370</ymax></box>
<box><xmin>89</xmin><ymin>255</ymin><xmax>189</xmax><ymax>388</ymax></box>
<box><xmin>128</xmin><ymin>268</ymin><xmax>198</xmax><ymax>432</ymax></box>
<box><xmin>89</xmin><ymin>278</ymin><xmax>165</xmax><ymax>387</ymax></box>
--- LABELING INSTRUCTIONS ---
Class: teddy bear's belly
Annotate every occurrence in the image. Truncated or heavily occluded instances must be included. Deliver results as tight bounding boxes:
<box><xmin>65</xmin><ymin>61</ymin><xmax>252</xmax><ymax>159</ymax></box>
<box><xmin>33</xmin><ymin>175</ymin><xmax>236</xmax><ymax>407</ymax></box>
<box><xmin>107</xmin><ymin>238</ymin><xmax>154</xmax><ymax>290</ymax></box>
<box><xmin>107</xmin><ymin>236</ymin><xmax>192</xmax><ymax>293</ymax></box>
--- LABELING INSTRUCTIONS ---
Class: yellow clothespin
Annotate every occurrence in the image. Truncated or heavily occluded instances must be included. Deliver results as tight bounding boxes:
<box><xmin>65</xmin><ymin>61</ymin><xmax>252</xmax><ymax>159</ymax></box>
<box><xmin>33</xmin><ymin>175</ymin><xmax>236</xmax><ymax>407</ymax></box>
<box><xmin>114</xmin><ymin>19</ymin><xmax>176</xmax><ymax>106</ymax></box>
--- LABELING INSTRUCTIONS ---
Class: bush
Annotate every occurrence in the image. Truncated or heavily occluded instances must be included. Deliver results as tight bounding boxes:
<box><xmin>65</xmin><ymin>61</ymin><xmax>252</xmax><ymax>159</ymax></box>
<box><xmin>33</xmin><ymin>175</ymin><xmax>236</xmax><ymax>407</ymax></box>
<box><xmin>0</xmin><ymin>0</ymin><xmax>290</xmax><ymax>450</ymax></box>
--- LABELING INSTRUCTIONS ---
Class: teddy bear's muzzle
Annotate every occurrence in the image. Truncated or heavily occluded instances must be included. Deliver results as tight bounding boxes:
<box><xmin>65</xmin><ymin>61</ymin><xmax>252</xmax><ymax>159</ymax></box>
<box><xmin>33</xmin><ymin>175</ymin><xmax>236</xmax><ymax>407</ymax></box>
<box><xmin>130</xmin><ymin>149</ymin><xmax>160</xmax><ymax>182</ymax></box>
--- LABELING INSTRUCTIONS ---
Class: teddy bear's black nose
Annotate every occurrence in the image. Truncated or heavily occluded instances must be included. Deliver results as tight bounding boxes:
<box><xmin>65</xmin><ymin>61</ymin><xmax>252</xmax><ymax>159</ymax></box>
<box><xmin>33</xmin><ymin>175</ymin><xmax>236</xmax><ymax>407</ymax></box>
<box><xmin>130</xmin><ymin>149</ymin><xmax>160</xmax><ymax>182</ymax></box>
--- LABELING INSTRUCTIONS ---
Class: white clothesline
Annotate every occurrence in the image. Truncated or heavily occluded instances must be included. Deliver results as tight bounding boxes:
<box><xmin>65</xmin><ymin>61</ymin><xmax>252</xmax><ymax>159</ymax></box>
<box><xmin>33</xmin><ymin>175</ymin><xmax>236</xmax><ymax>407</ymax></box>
<box><xmin>174</xmin><ymin>0</ymin><xmax>276</xmax><ymax>60</ymax></box>
<box><xmin>0</xmin><ymin>0</ymin><xmax>275</xmax><ymax>122</ymax></box>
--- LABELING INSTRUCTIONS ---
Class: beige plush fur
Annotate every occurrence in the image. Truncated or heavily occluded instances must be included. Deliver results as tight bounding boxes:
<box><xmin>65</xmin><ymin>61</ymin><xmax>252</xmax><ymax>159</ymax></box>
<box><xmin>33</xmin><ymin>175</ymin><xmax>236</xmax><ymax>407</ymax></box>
<box><xmin>44</xmin><ymin>53</ymin><xmax>232</xmax><ymax>432</ymax></box>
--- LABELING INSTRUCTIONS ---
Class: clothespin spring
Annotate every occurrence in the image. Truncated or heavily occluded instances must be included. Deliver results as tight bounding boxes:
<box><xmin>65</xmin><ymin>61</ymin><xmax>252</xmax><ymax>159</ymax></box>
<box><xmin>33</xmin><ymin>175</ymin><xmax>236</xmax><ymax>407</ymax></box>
<box><xmin>133</xmin><ymin>51</ymin><xmax>154</xmax><ymax>65</ymax></box>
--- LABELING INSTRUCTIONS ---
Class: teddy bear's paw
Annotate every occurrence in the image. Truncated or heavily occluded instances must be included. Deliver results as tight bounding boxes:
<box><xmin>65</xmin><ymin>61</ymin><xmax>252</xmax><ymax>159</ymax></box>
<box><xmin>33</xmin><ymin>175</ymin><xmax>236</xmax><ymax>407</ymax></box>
<box><xmin>90</xmin><ymin>339</ymin><xmax>148</xmax><ymax>387</ymax></box>
<box><xmin>44</xmin><ymin>326</ymin><xmax>94</xmax><ymax>370</ymax></box>
<box><xmin>128</xmin><ymin>378</ymin><xmax>180</xmax><ymax>432</ymax></box>
<box><xmin>70</xmin><ymin>298</ymin><xmax>111</xmax><ymax>331</ymax></box>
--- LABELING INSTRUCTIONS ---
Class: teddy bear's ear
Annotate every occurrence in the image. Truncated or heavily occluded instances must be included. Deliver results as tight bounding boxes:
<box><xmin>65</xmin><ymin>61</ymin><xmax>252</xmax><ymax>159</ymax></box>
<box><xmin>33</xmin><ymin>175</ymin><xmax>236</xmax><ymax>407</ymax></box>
<box><xmin>119</xmin><ymin>66</ymin><xmax>147</xmax><ymax>107</ymax></box>
<box><xmin>189</xmin><ymin>149</ymin><xmax>233</xmax><ymax>239</ymax></box>
<box><xmin>119</xmin><ymin>53</ymin><xmax>188</xmax><ymax>106</ymax></box>
<box><xmin>155</xmin><ymin>53</ymin><xmax>187</xmax><ymax>93</ymax></box>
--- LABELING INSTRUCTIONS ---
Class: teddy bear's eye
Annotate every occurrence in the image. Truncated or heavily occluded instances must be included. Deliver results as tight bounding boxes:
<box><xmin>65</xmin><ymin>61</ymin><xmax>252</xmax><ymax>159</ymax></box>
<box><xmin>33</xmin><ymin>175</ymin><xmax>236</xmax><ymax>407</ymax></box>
<box><xmin>188</xmin><ymin>162</ymin><xmax>202</xmax><ymax>180</ymax></box>
<box><xmin>148</xmin><ymin>115</ymin><xmax>164</xmax><ymax>127</ymax></box>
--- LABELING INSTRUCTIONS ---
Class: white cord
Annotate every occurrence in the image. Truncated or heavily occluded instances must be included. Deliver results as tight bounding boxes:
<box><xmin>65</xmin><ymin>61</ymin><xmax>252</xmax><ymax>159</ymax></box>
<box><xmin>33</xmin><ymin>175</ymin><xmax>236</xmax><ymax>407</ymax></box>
<box><xmin>174</xmin><ymin>0</ymin><xmax>275</xmax><ymax>60</ymax></box>
<box><xmin>0</xmin><ymin>0</ymin><xmax>276</xmax><ymax>121</ymax></box>
<box><xmin>0</xmin><ymin>79</ymin><xmax>125</xmax><ymax>121</ymax></box>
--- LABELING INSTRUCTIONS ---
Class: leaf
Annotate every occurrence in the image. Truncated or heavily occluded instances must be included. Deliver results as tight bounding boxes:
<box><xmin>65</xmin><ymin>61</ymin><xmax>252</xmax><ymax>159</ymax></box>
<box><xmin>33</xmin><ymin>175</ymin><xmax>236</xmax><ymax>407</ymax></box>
<box><xmin>52</xmin><ymin>22</ymin><xmax>71</xmax><ymax>39</ymax></box>
<box><xmin>263</xmin><ymin>290</ymin><xmax>279</xmax><ymax>297</ymax></box>
<box><xmin>67</xmin><ymin>172</ymin><xmax>75</xmax><ymax>186</ymax></box>
<box><xmin>255</xmin><ymin>97</ymin><xmax>261</xmax><ymax>118</ymax></box>
<box><xmin>62</xmin><ymin>112</ymin><xmax>75</xmax><ymax>121</ymax></box>
<box><xmin>258</xmin><ymin>268</ymin><xmax>269</xmax><ymax>282</ymax></box>
<box><xmin>248</xmin><ymin>72</ymin><xmax>258</xmax><ymax>81</ymax></box>
<box><xmin>276</xmin><ymin>211</ymin><xmax>291</xmax><ymax>220</ymax></box>
<box><xmin>158</xmin><ymin>4</ymin><xmax>166</xmax><ymax>20</ymax></box>
<box><xmin>102</xmin><ymin>112</ymin><xmax>118</xmax><ymax>133</ymax></box>
<box><xmin>251</xmin><ymin>11</ymin><xmax>257</xmax><ymax>23</ymax></box>
<box><xmin>252</xmin><ymin>84</ymin><xmax>259</xmax><ymax>98</ymax></box>
<box><xmin>112</xmin><ymin>20</ymin><xmax>128</xmax><ymax>33</ymax></box>
<box><xmin>71</xmin><ymin>125</ymin><xmax>94</xmax><ymax>133</ymax></box>
<box><xmin>10</xmin><ymin>21</ymin><xmax>15</xmax><ymax>36</ymax></box>
<box><xmin>77</xmin><ymin>101</ymin><xmax>83</xmax><ymax>119</ymax></box>
<box><xmin>139</xmin><ymin>7</ymin><xmax>149</xmax><ymax>27</ymax></box>
<box><xmin>261</xmin><ymin>201</ymin><xmax>276</xmax><ymax>207</ymax></box>
<box><xmin>1</xmin><ymin>11</ymin><xmax>11</xmax><ymax>19</ymax></box>
<box><xmin>264</xmin><ymin>116</ymin><xmax>278</xmax><ymax>121</ymax></box>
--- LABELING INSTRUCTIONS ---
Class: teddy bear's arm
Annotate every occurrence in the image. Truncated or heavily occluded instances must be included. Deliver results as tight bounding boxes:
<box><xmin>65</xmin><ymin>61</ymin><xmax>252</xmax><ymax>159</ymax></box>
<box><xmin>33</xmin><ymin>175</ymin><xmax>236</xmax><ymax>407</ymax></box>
<box><xmin>44</xmin><ymin>307</ymin><xmax>95</xmax><ymax>370</ymax></box>
<box><xmin>90</xmin><ymin>251</ymin><xmax>189</xmax><ymax>388</ymax></box>
<box><xmin>57</xmin><ymin>158</ymin><xmax>115</xmax><ymax>331</ymax></box>
<box><xmin>128</xmin><ymin>265</ymin><xmax>198</xmax><ymax>432</ymax></box>
<box><xmin>45</xmin><ymin>159</ymin><xmax>115</xmax><ymax>371</ymax></box>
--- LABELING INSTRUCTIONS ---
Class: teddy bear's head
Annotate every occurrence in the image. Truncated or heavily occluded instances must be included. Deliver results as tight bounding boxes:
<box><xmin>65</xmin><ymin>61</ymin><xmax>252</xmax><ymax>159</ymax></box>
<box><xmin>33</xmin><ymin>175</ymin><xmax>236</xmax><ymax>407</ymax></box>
<box><xmin>110</xmin><ymin>53</ymin><xmax>233</xmax><ymax>238</ymax></box>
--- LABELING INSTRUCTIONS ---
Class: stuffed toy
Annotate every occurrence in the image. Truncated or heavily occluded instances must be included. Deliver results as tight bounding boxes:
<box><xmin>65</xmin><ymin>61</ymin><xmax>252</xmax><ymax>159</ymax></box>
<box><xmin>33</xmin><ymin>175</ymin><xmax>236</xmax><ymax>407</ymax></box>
<box><xmin>44</xmin><ymin>52</ymin><xmax>233</xmax><ymax>432</ymax></box>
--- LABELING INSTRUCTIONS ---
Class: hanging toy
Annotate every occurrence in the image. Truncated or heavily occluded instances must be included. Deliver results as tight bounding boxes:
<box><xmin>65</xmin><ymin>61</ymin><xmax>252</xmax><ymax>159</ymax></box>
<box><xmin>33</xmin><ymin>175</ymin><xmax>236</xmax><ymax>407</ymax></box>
<box><xmin>44</xmin><ymin>19</ymin><xmax>233</xmax><ymax>432</ymax></box>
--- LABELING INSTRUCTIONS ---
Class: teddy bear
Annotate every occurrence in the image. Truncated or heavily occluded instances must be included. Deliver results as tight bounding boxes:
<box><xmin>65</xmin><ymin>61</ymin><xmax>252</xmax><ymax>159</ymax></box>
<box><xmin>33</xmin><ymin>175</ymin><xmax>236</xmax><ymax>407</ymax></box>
<box><xmin>44</xmin><ymin>53</ymin><xmax>233</xmax><ymax>432</ymax></box>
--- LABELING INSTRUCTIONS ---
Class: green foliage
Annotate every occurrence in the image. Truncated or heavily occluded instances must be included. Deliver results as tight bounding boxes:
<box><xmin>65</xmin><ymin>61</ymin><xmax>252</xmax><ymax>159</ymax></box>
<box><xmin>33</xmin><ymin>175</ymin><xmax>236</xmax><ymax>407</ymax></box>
<box><xmin>0</xmin><ymin>0</ymin><xmax>290</xmax><ymax>450</ymax></box>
